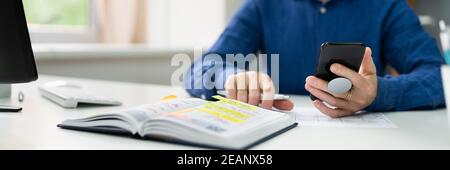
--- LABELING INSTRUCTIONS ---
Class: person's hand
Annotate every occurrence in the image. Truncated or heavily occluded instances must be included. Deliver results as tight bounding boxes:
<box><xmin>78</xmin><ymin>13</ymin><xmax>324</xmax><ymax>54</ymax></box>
<box><xmin>224</xmin><ymin>71</ymin><xmax>294</xmax><ymax>111</ymax></box>
<box><xmin>305</xmin><ymin>47</ymin><xmax>378</xmax><ymax>118</ymax></box>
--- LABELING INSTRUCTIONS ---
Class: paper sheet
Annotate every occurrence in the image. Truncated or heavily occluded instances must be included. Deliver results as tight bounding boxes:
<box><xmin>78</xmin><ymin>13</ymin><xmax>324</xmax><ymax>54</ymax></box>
<box><xmin>292</xmin><ymin>108</ymin><xmax>396</xmax><ymax>128</ymax></box>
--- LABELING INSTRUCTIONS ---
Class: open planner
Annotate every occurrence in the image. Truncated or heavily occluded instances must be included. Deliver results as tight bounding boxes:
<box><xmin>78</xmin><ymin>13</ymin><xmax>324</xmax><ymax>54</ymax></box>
<box><xmin>58</xmin><ymin>96</ymin><xmax>297</xmax><ymax>150</ymax></box>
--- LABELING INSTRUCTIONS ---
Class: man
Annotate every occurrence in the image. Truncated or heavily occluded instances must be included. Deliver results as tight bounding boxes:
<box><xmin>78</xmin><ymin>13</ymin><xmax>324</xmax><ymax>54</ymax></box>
<box><xmin>184</xmin><ymin>0</ymin><xmax>445</xmax><ymax>118</ymax></box>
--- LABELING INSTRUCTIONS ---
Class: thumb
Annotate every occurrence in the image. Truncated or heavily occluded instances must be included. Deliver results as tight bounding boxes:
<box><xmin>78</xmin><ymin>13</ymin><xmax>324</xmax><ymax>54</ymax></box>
<box><xmin>359</xmin><ymin>47</ymin><xmax>376</xmax><ymax>75</ymax></box>
<box><xmin>273</xmin><ymin>100</ymin><xmax>295</xmax><ymax>111</ymax></box>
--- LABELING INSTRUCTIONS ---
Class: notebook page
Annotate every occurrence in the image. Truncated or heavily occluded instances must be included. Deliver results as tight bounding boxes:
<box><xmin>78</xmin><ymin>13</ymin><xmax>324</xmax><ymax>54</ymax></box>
<box><xmin>115</xmin><ymin>98</ymin><xmax>207</xmax><ymax>124</ymax></box>
<box><xmin>152</xmin><ymin>96</ymin><xmax>288</xmax><ymax>138</ymax></box>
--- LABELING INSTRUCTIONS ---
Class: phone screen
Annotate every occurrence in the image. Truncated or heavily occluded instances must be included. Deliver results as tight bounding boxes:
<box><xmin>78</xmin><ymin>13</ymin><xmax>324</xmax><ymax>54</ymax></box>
<box><xmin>315</xmin><ymin>42</ymin><xmax>366</xmax><ymax>82</ymax></box>
<box><xmin>311</xmin><ymin>42</ymin><xmax>366</xmax><ymax>101</ymax></box>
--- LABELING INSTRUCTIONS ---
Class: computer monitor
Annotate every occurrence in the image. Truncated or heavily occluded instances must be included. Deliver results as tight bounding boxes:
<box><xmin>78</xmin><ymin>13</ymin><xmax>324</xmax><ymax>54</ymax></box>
<box><xmin>0</xmin><ymin>0</ymin><xmax>39</xmax><ymax>111</ymax></box>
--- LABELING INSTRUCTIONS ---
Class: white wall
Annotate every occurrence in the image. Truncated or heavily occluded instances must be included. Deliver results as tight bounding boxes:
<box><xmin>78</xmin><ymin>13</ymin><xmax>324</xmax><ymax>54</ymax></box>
<box><xmin>148</xmin><ymin>0</ymin><xmax>227</xmax><ymax>48</ymax></box>
<box><xmin>36</xmin><ymin>0</ymin><xmax>245</xmax><ymax>85</ymax></box>
<box><xmin>37</xmin><ymin>57</ymin><xmax>179</xmax><ymax>85</ymax></box>
<box><xmin>35</xmin><ymin>46</ymin><xmax>194</xmax><ymax>85</ymax></box>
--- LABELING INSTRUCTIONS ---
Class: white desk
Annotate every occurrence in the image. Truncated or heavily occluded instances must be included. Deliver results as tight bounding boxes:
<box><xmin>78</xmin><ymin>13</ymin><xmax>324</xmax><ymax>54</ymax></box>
<box><xmin>1</xmin><ymin>75</ymin><xmax>450</xmax><ymax>150</ymax></box>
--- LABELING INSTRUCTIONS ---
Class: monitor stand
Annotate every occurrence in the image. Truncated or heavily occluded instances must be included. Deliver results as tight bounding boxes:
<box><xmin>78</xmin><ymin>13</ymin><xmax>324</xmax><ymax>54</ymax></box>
<box><xmin>0</xmin><ymin>84</ymin><xmax>22</xmax><ymax>112</ymax></box>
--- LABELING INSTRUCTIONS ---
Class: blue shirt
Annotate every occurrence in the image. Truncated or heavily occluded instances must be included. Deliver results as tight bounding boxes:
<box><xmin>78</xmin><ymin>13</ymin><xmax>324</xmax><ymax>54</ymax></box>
<box><xmin>184</xmin><ymin>0</ymin><xmax>445</xmax><ymax>112</ymax></box>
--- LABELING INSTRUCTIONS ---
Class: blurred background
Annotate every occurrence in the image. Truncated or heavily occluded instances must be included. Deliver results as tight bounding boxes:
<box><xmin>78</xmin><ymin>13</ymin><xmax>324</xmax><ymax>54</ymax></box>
<box><xmin>26</xmin><ymin>0</ymin><xmax>449</xmax><ymax>85</ymax></box>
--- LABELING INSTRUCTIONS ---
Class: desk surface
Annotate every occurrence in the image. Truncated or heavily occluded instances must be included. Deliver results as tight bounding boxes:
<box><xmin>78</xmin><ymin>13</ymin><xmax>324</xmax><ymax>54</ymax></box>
<box><xmin>1</xmin><ymin>75</ymin><xmax>450</xmax><ymax>150</ymax></box>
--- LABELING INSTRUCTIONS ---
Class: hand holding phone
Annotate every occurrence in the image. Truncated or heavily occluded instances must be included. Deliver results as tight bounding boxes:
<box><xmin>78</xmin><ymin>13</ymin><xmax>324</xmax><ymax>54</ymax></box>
<box><xmin>310</xmin><ymin>42</ymin><xmax>366</xmax><ymax>101</ymax></box>
<box><xmin>305</xmin><ymin>43</ymin><xmax>378</xmax><ymax>118</ymax></box>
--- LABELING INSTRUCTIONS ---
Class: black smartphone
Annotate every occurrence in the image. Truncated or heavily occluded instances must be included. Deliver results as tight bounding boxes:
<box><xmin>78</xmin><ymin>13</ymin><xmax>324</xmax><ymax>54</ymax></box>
<box><xmin>310</xmin><ymin>42</ymin><xmax>366</xmax><ymax>101</ymax></box>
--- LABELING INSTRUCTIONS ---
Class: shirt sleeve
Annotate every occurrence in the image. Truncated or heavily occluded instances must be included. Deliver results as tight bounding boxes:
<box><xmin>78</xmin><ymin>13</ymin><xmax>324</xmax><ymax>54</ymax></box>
<box><xmin>366</xmin><ymin>0</ymin><xmax>446</xmax><ymax>111</ymax></box>
<box><xmin>184</xmin><ymin>0</ymin><xmax>262</xmax><ymax>100</ymax></box>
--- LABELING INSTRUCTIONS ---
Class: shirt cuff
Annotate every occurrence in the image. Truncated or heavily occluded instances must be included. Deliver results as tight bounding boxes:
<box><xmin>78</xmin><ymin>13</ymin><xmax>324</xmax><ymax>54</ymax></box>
<box><xmin>364</xmin><ymin>77</ymin><xmax>399</xmax><ymax>112</ymax></box>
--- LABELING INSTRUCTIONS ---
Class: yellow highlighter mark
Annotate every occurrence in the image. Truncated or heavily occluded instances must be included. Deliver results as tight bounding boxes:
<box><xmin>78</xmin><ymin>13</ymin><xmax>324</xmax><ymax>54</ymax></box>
<box><xmin>212</xmin><ymin>95</ymin><xmax>257</xmax><ymax>111</ymax></box>
<box><xmin>197</xmin><ymin>107</ymin><xmax>245</xmax><ymax>124</ymax></box>
<box><xmin>204</xmin><ymin>103</ymin><xmax>251</xmax><ymax>119</ymax></box>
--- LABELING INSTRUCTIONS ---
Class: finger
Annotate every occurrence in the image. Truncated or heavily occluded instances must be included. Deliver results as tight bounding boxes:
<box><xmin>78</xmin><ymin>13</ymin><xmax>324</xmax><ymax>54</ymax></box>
<box><xmin>305</xmin><ymin>84</ymin><xmax>352</xmax><ymax>110</ymax></box>
<box><xmin>313</xmin><ymin>100</ymin><xmax>352</xmax><ymax>118</ymax></box>
<box><xmin>273</xmin><ymin>100</ymin><xmax>295</xmax><ymax>111</ymax></box>
<box><xmin>306</xmin><ymin>76</ymin><xmax>346</xmax><ymax>99</ymax></box>
<box><xmin>359</xmin><ymin>47</ymin><xmax>376</xmax><ymax>75</ymax></box>
<box><xmin>259</xmin><ymin>74</ymin><xmax>275</xmax><ymax>109</ymax></box>
<box><xmin>330</xmin><ymin>63</ymin><xmax>363</xmax><ymax>87</ymax></box>
<box><xmin>236</xmin><ymin>73</ymin><xmax>248</xmax><ymax>103</ymax></box>
<box><xmin>225</xmin><ymin>75</ymin><xmax>237</xmax><ymax>99</ymax></box>
<box><xmin>248</xmin><ymin>73</ymin><xmax>261</xmax><ymax>106</ymax></box>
